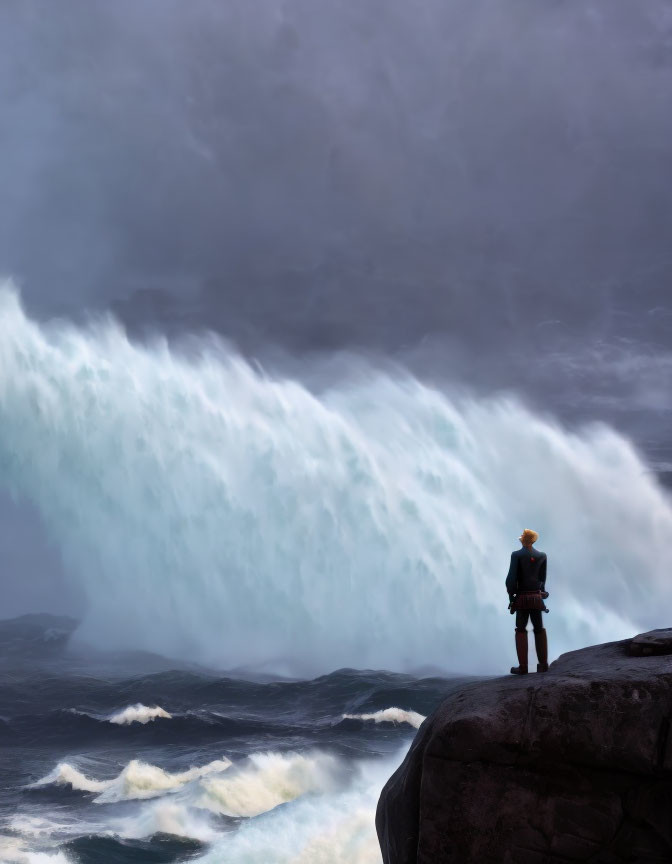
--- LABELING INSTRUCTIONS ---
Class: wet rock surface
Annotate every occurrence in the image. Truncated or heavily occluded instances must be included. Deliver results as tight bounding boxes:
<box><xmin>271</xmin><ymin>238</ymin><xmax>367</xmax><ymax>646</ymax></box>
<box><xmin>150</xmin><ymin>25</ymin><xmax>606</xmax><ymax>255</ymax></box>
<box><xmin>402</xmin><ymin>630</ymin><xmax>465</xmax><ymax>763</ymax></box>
<box><xmin>377</xmin><ymin>633</ymin><xmax>672</xmax><ymax>863</ymax></box>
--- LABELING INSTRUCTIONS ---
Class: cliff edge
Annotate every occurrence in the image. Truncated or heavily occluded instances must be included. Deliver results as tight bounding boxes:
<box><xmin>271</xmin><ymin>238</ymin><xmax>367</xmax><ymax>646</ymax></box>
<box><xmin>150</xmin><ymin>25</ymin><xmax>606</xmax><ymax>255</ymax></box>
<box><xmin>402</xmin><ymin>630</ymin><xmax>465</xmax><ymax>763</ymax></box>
<box><xmin>376</xmin><ymin>630</ymin><xmax>672</xmax><ymax>863</ymax></box>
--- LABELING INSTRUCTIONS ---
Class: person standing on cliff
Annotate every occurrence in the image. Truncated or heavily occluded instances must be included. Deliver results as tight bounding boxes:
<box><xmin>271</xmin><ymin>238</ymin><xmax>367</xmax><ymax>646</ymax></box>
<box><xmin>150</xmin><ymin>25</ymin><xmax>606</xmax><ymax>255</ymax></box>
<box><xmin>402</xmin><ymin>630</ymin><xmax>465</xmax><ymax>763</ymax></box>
<box><xmin>506</xmin><ymin>529</ymin><xmax>549</xmax><ymax>674</ymax></box>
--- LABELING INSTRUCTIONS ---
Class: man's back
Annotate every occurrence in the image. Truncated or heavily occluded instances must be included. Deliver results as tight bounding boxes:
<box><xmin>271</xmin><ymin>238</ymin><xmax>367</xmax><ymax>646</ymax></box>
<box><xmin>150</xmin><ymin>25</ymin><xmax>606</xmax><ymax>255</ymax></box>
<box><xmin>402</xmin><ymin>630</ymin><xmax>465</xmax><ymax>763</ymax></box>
<box><xmin>506</xmin><ymin>546</ymin><xmax>547</xmax><ymax>593</ymax></box>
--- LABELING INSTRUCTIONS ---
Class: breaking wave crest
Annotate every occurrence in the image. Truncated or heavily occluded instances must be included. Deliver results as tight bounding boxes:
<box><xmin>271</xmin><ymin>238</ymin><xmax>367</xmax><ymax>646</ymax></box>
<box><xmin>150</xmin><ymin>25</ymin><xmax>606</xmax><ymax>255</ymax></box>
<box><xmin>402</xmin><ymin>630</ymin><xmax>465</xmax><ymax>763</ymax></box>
<box><xmin>196</xmin><ymin>750</ymin><xmax>401</xmax><ymax>864</ymax></box>
<box><xmin>31</xmin><ymin>757</ymin><xmax>232</xmax><ymax>803</ymax></box>
<box><xmin>108</xmin><ymin>704</ymin><xmax>172</xmax><ymax>725</ymax></box>
<box><xmin>342</xmin><ymin>707</ymin><xmax>425</xmax><ymax>729</ymax></box>
<box><xmin>198</xmin><ymin>751</ymin><xmax>343</xmax><ymax>818</ymax></box>
<box><xmin>1</xmin><ymin>284</ymin><xmax>671</xmax><ymax>672</ymax></box>
<box><xmin>30</xmin><ymin>762</ymin><xmax>109</xmax><ymax>795</ymax></box>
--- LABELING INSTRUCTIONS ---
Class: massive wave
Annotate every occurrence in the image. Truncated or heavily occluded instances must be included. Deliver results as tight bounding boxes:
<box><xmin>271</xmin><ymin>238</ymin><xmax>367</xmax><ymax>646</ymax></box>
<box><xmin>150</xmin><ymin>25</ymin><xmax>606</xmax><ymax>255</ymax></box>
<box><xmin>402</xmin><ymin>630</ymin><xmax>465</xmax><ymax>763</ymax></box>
<box><xmin>0</xmin><ymin>283</ymin><xmax>670</xmax><ymax>673</ymax></box>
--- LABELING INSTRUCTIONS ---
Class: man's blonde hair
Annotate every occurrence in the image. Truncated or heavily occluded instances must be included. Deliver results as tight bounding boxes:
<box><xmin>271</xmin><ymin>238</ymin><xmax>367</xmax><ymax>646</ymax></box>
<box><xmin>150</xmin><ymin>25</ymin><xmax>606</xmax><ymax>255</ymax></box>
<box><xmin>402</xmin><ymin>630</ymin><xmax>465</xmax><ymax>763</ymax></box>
<box><xmin>520</xmin><ymin>529</ymin><xmax>539</xmax><ymax>545</ymax></box>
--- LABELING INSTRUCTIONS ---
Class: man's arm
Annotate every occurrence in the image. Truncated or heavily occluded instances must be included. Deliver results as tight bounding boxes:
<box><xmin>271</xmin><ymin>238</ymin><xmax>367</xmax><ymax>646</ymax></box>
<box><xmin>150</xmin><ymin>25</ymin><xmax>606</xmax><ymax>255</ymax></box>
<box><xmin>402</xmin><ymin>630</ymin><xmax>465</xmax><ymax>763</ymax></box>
<box><xmin>539</xmin><ymin>556</ymin><xmax>547</xmax><ymax>590</ymax></box>
<box><xmin>505</xmin><ymin>553</ymin><xmax>518</xmax><ymax>596</ymax></box>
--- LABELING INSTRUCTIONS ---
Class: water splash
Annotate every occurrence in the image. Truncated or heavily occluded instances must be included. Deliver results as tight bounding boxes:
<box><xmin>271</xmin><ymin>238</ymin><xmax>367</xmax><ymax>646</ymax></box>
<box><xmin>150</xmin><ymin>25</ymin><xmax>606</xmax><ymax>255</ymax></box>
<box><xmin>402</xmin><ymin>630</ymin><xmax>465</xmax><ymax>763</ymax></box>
<box><xmin>0</xmin><ymin>284</ymin><xmax>670</xmax><ymax>672</ymax></box>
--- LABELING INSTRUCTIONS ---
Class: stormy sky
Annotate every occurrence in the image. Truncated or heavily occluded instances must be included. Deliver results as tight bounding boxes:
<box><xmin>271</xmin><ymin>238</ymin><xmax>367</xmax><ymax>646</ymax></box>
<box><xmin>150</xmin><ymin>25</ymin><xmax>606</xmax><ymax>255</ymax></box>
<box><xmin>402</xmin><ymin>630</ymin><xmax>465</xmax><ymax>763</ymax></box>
<box><xmin>1</xmin><ymin>0</ymin><xmax>672</xmax><ymax>618</ymax></box>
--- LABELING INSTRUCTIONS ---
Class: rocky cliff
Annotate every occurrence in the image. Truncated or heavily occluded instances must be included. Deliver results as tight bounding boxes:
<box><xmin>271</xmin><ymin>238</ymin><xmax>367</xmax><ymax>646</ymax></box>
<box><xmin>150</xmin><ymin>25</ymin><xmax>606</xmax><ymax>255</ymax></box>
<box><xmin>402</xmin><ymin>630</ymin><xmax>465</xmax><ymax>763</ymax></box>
<box><xmin>377</xmin><ymin>630</ymin><xmax>672</xmax><ymax>863</ymax></box>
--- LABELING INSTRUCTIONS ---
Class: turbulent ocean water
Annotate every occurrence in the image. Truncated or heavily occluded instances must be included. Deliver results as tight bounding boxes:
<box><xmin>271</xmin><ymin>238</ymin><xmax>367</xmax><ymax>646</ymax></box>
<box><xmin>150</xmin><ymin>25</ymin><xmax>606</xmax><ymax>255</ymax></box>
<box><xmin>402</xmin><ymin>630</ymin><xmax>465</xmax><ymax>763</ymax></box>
<box><xmin>0</xmin><ymin>615</ymin><xmax>479</xmax><ymax>864</ymax></box>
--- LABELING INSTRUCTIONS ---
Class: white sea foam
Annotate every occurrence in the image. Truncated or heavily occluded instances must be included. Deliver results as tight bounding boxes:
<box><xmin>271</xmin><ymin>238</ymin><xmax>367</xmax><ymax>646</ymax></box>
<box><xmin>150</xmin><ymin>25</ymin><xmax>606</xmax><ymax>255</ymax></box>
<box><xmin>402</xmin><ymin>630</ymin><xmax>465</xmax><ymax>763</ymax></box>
<box><xmin>343</xmin><ymin>707</ymin><xmax>425</xmax><ymax>729</ymax></box>
<box><xmin>0</xmin><ymin>844</ymin><xmax>72</xmax><ymax>864</ymax></box>
<box><xmin>10</xmin><ymin>803</ymin><xmax>215</xmax><ymax>848</ymax></box>
<box><xmin>117</xmin><ymin>800</ymin><xmax>219</xmax><ymax>843</ymax></box>
<box><xmin>0</xmin><ymin>835</ymin><xmax>53</xmax><ymax>864</ymax></box>
<box><xmin>108</xmin><ymin>704</ymin><xmax>172</xmax><ymax>725</ymax></box>
<box><xmin>195</xmin><ymin>748</ymin><xmax>405</xmax><ymax>864</ymax></box>
<box><xmin>198</xmin><ymin>751</ymin><xmax>343</xmax><ymax>818</ymax></box>
<box><xmin>16</xmin><ymin>854</ymin><xmax>72</xmax><ymax>864</ymax></box>
<box><xmin>10</xmin><ymin>811</ymin><xmax>101</xmax><ymax>838</ymax></box>
<box><xmin>291</xmin><ymin>809</ymin><xmax>380</xmax><ymax>864</ymax></box>
<box><xmin>31</xmin><ymin>757</ymin><xmax>232</xmax><ymax>803</ymax></box>
<box><xmin>1</xmin><ymin>283</ymin><xmax>671</xmax><ymax>673</ymax></box>
<box><xmin>2</xmin><ymin>824</ymin><xmax>88</xmax><ymax>863</ymax></box>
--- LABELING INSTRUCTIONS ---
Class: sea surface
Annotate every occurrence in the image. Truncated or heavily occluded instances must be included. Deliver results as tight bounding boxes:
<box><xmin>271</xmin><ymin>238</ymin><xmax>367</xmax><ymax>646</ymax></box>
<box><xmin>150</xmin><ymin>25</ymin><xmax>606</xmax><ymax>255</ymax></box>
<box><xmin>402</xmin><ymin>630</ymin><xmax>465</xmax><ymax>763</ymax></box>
<box><xmin>0</xmin><ymin>615</ymin><xmax>480</xmax><ymax>864</ymax></box>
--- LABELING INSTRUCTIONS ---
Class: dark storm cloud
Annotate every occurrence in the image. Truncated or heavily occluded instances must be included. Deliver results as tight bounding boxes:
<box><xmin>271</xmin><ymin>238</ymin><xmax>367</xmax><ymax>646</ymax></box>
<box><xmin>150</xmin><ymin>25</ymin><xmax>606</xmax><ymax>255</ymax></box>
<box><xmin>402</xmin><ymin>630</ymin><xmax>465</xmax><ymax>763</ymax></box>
<box><xmin>0</xmin><ymin>0</ymin><xmax>671</xmax><ymax>438</ymax></box>
<box><xmin>1</xmin><ymin>0</ymin><xmax>670</xmax><ymax>354</ymax></box>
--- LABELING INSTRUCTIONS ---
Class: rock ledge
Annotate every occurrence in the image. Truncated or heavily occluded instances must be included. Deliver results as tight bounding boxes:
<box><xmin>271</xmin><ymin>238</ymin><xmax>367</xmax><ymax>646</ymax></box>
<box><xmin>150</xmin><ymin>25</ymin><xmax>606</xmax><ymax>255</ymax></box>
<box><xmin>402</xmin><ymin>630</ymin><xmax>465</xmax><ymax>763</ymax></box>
<box><xmin>376</xmin><ymin>632</ymin><xmax>672</xmax><ymax>863</ymax></box>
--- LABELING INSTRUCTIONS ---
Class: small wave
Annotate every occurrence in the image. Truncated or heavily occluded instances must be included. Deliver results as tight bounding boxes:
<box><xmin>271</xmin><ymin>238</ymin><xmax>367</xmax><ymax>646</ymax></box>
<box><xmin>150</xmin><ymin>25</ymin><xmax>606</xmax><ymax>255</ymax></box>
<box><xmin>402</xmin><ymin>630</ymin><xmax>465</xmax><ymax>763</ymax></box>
<box><xmin>108</xmin><ymin>704</ymin><xmax>172</xmax><ymax>725</ymax></box>
<box><xmin>342</xmin><ymin>707</ymin><xmax>425</xmax><ymax>729</ymax></box>
<box><xmin>198</xmin><ymin>751</ymin><xmax>343</xmax><ymax>818</ymax></box>
<box><xmin>31</xmin><ymin>757</ymin><xmax>232</xmax><ymax>803</ymax></box>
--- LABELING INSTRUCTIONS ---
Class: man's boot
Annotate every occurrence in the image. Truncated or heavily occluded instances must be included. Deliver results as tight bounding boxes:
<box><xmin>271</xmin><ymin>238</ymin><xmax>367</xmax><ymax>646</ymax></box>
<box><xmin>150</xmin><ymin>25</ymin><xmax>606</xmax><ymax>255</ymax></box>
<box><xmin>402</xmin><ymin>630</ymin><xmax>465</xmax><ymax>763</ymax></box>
<box><xmin>534</xmin><ymin>628</ymin><xmax>549</xmax><ymax>672</ymax></box>
<box><xmin>510</xmin><ymin>629</ymin><xmax>528</xmax><ymax>674</ymax></box>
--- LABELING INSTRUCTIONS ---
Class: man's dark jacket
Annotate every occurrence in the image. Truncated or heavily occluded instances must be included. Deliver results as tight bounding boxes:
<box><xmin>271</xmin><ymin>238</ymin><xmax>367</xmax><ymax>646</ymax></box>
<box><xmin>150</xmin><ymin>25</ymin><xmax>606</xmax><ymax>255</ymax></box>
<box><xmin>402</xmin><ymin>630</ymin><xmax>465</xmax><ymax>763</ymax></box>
<box><xmin>506</xmin><ymin>546</ymin><xmax>547</xmax><ymax>596</ymax></box>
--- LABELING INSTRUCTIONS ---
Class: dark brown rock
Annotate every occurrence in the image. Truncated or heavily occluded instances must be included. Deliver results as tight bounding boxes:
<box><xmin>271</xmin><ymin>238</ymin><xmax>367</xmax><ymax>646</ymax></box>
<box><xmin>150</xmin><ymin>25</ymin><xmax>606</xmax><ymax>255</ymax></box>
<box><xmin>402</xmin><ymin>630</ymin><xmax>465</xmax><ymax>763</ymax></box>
<box><xmin>628</xmin><ymin>629</ymin><xmax>672</xmax><ymax>657</ymax></box>
<box><xmin>376</xmin><ymin>634</ymin><xmax>672</xmax><ymax>863</ymax></box>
